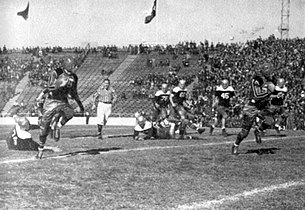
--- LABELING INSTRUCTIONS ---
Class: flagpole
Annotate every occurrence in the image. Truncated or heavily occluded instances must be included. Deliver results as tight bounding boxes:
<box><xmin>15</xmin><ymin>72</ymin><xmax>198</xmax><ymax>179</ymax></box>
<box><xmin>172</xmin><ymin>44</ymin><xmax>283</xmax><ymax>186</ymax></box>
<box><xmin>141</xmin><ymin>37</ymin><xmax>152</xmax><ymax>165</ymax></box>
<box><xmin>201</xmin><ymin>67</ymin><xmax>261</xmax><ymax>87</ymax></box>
<box><xmin>155</xmin><ymin>0</ymin><xmax>158</xmax><ymax>45</ymax></box>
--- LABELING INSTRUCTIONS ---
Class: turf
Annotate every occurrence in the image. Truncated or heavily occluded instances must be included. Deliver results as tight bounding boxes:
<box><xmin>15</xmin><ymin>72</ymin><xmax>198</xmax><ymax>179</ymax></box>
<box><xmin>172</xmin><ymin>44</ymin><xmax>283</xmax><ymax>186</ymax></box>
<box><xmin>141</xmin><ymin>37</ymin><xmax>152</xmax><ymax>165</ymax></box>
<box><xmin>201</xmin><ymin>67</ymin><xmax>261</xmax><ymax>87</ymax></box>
<box><xmin>1</xmin><ymin>125</ymin><xmax>305</xmax><ymax>209</ymax></box>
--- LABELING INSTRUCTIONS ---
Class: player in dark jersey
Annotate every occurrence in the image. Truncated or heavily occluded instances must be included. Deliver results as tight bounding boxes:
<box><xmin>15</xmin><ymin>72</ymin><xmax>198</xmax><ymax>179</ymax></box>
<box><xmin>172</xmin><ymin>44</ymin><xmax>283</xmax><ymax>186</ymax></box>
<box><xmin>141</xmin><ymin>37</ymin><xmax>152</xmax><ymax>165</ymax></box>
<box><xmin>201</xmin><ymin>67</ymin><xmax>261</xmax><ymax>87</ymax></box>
<box><xmin>152</xmin><ymin>82</ymin><xmax>170</xmax><ymax>126</ymax></box>
<box><xmin>232</xmin><ymin>63</ymin><xmax>275</xmax><ymax>155</ymax></box>
<box><xmin>35</xmin><ymin>67</ymin><xmax>84</xmax><ymax>159</ymax></box>
<box><xmin>169</xmin><ymin>79</ymin><xmax>205</xmax><ymax>139</ymax></box>
<box><xmin>269</xmin><ymin>78</ymin><xmax>288</xmax><ymax>132</ymax></box>
<box><xmin>210</xmin><ymin>79</ymin><xmax>235</xmax><ymax>136</ymax></box>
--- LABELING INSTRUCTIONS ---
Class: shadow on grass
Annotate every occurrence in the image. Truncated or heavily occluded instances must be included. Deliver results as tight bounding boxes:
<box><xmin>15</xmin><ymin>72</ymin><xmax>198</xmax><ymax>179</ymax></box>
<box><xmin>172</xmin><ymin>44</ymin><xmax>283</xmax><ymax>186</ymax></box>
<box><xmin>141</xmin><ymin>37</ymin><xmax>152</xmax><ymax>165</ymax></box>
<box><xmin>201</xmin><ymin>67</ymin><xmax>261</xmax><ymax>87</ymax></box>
<box><xmin>245</xmin><ymin>147</ymin><xmax>281</xmax><ymax>155</ymax></box>
<box><xmin>69</xmin><ymin>134</ymin><xmax>133</xmax><ymax>139</ymax></box>
<box><xmin>262</xmin><ymin>134</ymin><xmax>287</xmax><ymax>138</ymax></box>
<box><xmin>47</xmin><ymin>147</ymin><xmax>122</xmax><ymax>159</ymax></box>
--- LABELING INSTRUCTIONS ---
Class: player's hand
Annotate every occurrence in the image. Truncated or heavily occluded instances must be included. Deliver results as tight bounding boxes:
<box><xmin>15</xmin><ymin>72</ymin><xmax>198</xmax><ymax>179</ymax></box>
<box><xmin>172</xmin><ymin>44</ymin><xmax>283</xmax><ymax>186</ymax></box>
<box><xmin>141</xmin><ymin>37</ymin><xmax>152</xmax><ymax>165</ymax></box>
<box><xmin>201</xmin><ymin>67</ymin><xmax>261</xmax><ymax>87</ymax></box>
<box><xmin>91</xmin><ymin>105</ymin><xmax>96</xmax><ymax>110</ymax></box>
<box><xmin>172</xmin><ymin>103</ymin><xmax>177</xmax><ymax>107</ymax></box>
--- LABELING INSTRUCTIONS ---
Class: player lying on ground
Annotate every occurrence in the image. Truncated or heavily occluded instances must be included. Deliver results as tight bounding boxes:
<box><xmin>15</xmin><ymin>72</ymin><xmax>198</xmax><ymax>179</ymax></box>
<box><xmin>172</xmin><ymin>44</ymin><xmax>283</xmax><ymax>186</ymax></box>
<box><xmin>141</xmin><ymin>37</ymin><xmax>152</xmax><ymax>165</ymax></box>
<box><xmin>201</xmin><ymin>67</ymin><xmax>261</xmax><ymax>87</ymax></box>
<box><xmin>6</xmin><ymin>115</ymin><xmax>39</xmax><ymax>151</ymax></box>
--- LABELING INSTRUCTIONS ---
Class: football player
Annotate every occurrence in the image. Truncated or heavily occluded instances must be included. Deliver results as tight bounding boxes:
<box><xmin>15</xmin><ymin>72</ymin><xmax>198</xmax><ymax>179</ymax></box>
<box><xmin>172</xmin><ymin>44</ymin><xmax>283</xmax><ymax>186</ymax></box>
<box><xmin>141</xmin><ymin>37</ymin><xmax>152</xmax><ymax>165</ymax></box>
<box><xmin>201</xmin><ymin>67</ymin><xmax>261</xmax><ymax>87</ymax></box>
<box><xmin>134</xmin><ymin>112</ymin><xmax>154</xmax><ymax>140</ymax></box>
<box><xmin>210</xmin><ymin>79</ymin><xmax>235</xmax><ymax>136</ymax></box>
<box><xmin>152</xmin><ymin>82</ymin><xmax>171</xmax><ymax>126</ymax></box>
<box><xmin>36</xmin><ymin>67</ymin><xmax>84</xmax><ymax>159</ymax></box>
<box><xmin>6</xmin><ymin>115</ymin><xmax>39</xmax><ymax>151</ymax></box>
<box><xmin>269</xmin><ymin>78</ymin><xmax>288</xmax><ymax>132</ymax></box>
<box><xmin>232</xmin><ymin>63</ymin><xmax>275</xmax><ymax>155</ymax></box>
<box><xmin>169</xmin><ymin>79</ymin><xmax>205</xmax><ymax>139</ymax></box>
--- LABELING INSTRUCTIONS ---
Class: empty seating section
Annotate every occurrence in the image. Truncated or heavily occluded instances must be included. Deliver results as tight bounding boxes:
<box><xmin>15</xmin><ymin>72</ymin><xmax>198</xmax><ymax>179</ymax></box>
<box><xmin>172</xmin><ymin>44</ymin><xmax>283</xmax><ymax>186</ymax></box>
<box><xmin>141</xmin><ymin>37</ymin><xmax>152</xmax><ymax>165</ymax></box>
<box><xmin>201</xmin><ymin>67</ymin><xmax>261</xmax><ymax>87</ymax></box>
<box><xmin>2</xmin><ymin>50</ymin><xmax>202</xmax><ymax>117</ymax></box>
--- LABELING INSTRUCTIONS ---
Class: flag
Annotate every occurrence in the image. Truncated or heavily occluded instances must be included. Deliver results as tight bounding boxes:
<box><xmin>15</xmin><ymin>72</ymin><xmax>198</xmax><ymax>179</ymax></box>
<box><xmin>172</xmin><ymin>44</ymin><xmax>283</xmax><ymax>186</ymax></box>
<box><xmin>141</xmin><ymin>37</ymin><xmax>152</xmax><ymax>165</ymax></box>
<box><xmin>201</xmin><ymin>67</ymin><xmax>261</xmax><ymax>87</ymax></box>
<box><xmin>145</xmin><ymin>0</ymin><xmax>156</xmax><ymax>24</ymax></box>
<box><xmin>17</xmin><ymin>2</ymin><xmax>29</xmax><ymax>20</ymax></box>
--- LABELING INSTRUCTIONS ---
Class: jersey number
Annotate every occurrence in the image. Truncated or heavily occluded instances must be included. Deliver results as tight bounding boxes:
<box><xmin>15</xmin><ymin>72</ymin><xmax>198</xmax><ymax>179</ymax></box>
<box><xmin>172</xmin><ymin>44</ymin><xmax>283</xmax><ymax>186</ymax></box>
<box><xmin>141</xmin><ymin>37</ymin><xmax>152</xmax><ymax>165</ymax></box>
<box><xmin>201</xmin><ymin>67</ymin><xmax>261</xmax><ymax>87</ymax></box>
<box><xmin>221</xmin><ymin>93</ymin><xmax>229</xmax><ymax>99</ymax></box>
<box><xmin>179</xmin><ymin>92</ymin><xmax>186</xmax><ymax>98</ymax></box>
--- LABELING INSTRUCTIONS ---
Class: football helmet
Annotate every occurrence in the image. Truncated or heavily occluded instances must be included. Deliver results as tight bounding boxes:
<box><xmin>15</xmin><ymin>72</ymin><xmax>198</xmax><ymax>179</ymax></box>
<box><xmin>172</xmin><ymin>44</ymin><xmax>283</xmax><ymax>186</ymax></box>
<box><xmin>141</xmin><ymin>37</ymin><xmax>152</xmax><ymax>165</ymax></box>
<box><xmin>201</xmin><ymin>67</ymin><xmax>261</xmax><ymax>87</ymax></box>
<box><xmin>277</xmin><ymin>78</ymin><xmax>285</xmax><ymax>88</ymax></box>
<box><xmin>221</xmin><ymin>79</ymin><xmax>229</xmax><ymax>89</ymax></box>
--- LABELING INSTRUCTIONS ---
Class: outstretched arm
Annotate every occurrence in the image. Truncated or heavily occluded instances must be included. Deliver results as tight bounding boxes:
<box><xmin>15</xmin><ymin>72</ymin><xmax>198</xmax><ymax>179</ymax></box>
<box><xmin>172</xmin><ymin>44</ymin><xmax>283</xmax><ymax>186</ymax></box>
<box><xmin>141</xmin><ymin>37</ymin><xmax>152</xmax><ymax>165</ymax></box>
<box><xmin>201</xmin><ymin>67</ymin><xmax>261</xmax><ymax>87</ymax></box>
<box><xmin>69</xmin><ymin>74</ymin><xmax>84</xmax><ymax>113</ymax></box>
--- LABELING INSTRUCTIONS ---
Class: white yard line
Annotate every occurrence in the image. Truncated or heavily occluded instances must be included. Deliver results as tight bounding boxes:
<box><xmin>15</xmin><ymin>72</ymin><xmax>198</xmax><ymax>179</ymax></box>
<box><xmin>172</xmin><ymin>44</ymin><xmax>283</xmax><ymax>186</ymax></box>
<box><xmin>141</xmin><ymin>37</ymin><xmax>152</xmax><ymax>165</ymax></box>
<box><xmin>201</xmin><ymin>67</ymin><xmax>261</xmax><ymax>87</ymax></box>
<box><xmin>1</xmin><ymin>135</ymin><xmax>305</xmax><ymax>164</ymax></box>
<box><xmin>177</xmin><ymin>180</ymin><xmax>305</xmax><ymax>210</ymax></box>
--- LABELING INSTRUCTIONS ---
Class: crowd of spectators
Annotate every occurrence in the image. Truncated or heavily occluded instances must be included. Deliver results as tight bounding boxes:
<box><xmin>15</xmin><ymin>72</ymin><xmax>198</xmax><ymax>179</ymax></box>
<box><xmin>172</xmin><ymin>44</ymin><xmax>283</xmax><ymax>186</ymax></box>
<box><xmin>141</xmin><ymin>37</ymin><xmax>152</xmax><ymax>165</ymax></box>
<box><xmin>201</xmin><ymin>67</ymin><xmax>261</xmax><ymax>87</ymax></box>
<box><xmin>2</xmin><ymin>36</ymin><xmax>305</xmax><ymax>130</ymax></box>
<box><xmin>132</xmin><ymin>36</ymin><xmax>305</xmax><ymax>129</ymax></box>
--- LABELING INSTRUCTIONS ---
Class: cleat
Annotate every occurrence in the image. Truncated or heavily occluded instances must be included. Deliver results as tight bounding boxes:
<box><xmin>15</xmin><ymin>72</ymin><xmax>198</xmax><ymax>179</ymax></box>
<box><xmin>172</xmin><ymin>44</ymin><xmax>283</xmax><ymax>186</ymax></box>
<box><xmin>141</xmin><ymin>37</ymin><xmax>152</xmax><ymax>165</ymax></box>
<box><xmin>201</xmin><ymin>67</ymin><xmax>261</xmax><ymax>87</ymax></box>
<box><xmin>231</xmin><ymin>144</ymin><xmax>239</xmax><ymax>155</ymax></box>
<box><xmin>209</xmin><ymin>125</ymin><xmax>214</xmax><ymax>135</ymax></box>
<box><xmin>197</xmin><ymin>127</ymin><xmax>205</xmax><ymax>134</ymax></box>
<box><xmin>98</xmin><ymin>135</ymin><xmax>103</xmax><ymax>140</ymax></box>
<box><xmin>35</xmin><ymin>148</ymin><xmax>44</xmax><ymax>159</ymax></box>
<box><xmin>254</xmin><ymin>129</ymin><xmax>262</xmax><ymax>144</ymax></box>
<box><xmin>222</xmin><ymin>128</ymin><xmax>228</xmax><ymax>137</ymax></box>
<box><xmin>96</xmin><ymin>132</ymin><xmax>101</xmax><ymax>137</ymax></box>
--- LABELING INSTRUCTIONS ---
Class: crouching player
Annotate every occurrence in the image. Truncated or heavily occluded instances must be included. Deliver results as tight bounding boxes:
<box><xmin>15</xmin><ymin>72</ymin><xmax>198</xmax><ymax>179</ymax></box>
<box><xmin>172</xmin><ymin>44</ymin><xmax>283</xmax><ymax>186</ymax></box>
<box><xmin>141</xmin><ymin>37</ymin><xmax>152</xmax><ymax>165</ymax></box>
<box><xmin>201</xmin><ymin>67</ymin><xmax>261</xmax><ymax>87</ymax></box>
<box><xmin>6</xmin><ymin>115</ymin><xmax>39</xmax><ymax>151</ymax></box>
<box><xmin>168</xmin><ymin>79</ymin><xmax>205</xmax><ymax>139</ymax></box>
<box><xmin>36</xmin><ymin>67</ymin><xmax>84</xmax><ymax>159</ymax></box>
<box><xmin>133</xmin><ymin>111</ymin><xmax>180</xmax><ymax>140</ymax></box>
<box><xmin>133</xmin><ymin>112</ymin><xmax>154</xmax><ymax>140</ymax></box>
<box><xmin>232</xmin><ymin>63</ymin><xmax>275</xmax><ymax>155</ymax></box>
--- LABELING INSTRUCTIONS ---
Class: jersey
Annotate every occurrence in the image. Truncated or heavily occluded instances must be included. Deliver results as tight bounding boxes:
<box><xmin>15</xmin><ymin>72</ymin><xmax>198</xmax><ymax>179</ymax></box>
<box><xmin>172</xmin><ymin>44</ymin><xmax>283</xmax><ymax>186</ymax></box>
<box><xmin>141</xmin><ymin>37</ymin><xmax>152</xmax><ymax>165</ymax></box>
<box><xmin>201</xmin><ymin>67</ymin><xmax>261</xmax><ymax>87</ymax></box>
<box><xmin>214</xmin><ymin>85</ymin><xmax>235</xmax><ymax>108</ymax></box>
<box><xmin>248</xmin><ymin>75</ymin><xmax>271</xmax><ymax>110</ymax></box>
<box><xmin>6</xmin><ymin>125</ymin><xmax>38</xmax><ymax>151</ymax></box>
<box><xmin>46</xmin><ymin>69</ymin><xmax>84</xmax><ymax>112</ymax></box>
<box><xmin>154</xmin><ymin>90</ymin><xmax>170</xmax><ymax>108</ymax></box>
<box><xmin>171</xmin><ymin>86</ymin><xmax>187</xmax><ymax>105</ymax></box>
<box><xmin>270</xmin><ymin>86</ymin><xmax>288</xmax><ymax>106</ymax></box>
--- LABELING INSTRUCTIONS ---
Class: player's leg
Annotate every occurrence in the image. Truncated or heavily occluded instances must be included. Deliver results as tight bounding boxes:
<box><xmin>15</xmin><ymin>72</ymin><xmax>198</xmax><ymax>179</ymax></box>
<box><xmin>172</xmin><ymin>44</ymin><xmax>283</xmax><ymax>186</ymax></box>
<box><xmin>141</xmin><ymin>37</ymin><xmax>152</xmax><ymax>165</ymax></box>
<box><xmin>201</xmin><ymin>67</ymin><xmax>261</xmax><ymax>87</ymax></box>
<box><xmin>220</xmin><ymin>107</ymin><xmax>229</xmax><ymax>136</ymax></box>
<box><xmin>232</xmin><ymin>105</ymin><xmax>257</xmax><ymax>155</ymax></box>
<box><xmin>96</xmin><ymin>102</ymin><xmax>106</xmax><ymax>139</ymax></box>
<box><xmin>37</xmin><ymin>120</ymin><xmax>52</xmax><ymax>159</ymax></box>
<box><xmin>209</xmin><ymin>108</ymin><xmax>218</xmax><ymax>135</ymax></box>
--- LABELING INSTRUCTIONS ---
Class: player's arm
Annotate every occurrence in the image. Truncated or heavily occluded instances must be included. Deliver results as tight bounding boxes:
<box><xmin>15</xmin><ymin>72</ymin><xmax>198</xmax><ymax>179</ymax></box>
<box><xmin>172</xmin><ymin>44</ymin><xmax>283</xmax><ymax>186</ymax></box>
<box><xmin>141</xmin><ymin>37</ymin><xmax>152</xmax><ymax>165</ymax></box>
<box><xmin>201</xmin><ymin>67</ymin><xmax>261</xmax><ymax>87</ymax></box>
<box><xmin>169</xmin><ymin>90</ymin><xmax>177</xmax><ymax>107</ymax></box>
<box><xmin>212</xmin><ymin>89</ymin><xmax>219</xmax><ymax>109</ymax></box>
<box><xmin>69</xmin><ymin>75</ymin><xmax>84</xmax><ymax>113</ymax></box>
<box><xmin>153</xmin><ymin>91</ymin><xmax>161</xmax><ymax>108</ymax></box>
<box><xmin>91</xmin><ymin>87</ymin><xmax>100</xmax><ymax>109</ymax></box>
<box><xmin>112</xmin><ymin>88</ymin><xmax>118</xmax><ymax>104</ymax></box>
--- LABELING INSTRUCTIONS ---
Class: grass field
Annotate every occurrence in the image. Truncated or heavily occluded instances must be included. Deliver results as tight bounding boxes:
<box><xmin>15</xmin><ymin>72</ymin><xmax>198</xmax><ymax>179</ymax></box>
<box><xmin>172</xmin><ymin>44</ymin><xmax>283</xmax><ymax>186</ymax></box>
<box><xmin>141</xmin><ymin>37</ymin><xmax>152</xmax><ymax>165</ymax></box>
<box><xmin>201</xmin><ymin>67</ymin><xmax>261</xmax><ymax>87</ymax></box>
<box><xmin>1</xmin><ymin>124</ymin><xmax>305</xmax><ymax>210</ymax></box>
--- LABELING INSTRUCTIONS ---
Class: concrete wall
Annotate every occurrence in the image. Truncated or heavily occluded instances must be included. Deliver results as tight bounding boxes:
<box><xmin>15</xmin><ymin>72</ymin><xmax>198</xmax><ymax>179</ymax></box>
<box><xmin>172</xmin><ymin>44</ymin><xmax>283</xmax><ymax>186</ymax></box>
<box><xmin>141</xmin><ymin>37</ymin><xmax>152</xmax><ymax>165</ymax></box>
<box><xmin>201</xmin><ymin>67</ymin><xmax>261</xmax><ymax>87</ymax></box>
<box><xmin>0</xmin><ymin>117</ymin><xmax>136</xmax><ymax>126</ymax></box>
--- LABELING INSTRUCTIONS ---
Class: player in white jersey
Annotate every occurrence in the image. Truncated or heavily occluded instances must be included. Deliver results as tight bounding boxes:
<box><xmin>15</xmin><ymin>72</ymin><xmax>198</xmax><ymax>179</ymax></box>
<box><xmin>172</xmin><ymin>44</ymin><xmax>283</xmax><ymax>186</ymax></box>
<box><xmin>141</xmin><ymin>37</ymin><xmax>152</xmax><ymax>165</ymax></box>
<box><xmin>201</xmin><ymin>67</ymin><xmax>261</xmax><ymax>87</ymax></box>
<box><xmin>210</xmin><ymin>79</ymin><xmax>235</xmax><ymax>136</ymax></box>
<box><xmin>269</xmin><ymin>78</ymin><xmax>288</xmax><ymax>132</ymax></box>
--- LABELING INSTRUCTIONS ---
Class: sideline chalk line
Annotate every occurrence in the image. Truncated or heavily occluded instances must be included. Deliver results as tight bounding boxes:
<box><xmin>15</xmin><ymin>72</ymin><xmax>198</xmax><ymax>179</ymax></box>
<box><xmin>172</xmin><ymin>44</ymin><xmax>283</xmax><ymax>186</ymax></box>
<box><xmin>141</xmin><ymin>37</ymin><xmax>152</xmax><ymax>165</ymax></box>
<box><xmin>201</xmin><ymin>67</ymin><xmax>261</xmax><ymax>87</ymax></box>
<box><xmin>1</xmin><ymin>134</ymin><xmax>305</xmax><ymax>164</ymax></box>
<box><xmin>177</xmin><ymin>180</ymin><xmax>305</xmax><ymax>209</ymax></box>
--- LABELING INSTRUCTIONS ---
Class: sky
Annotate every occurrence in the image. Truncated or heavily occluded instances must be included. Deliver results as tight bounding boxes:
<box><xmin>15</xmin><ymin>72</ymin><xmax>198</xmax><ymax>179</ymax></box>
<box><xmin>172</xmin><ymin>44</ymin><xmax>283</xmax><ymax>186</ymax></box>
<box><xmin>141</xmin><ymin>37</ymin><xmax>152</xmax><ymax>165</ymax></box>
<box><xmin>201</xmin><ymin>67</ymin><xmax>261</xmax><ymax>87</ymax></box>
<box><xmin>0</xmin><ymin>0</ymin><xmax>304</xmax><ymax>48</ymax></box>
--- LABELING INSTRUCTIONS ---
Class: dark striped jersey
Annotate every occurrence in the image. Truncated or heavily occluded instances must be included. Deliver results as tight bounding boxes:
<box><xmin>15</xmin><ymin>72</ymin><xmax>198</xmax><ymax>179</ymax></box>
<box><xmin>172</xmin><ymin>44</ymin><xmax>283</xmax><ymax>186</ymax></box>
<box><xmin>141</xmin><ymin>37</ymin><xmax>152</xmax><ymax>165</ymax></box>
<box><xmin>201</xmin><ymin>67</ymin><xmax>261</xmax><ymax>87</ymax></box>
<box><xmin>154</xmin><ymin>90</ymin><xmax>170</xmax><ymax>108</ymax></box>
<box><xmin>270</xmin><ymin>86</ymin><xmax>287</xmax><ymax>106</ymax></box>
<box><xmin>214</xmin><ymin>85</ymin><xmax>235</xmax><ymax>107</ymax></box>
<box><xmin>248</xmin><ymin>75</ymin><xmax>271</xmax><ymax>109</ymax></box>
<box><xmin>171</xmin><ymin>86</ymin><xmax>187</xmax><ymax>105</ymax></box>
